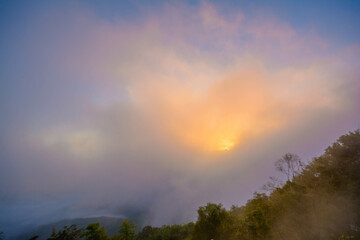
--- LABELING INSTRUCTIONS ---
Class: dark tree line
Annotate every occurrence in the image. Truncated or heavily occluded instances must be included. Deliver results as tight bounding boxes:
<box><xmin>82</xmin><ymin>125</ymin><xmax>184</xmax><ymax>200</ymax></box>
<box><xmin>41</xmin><ymin>220</ymin><xmax>136</xmax><ymax>240</ymax></box>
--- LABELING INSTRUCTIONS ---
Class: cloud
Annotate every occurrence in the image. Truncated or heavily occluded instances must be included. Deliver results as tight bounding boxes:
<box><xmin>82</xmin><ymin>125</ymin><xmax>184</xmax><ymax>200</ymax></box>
<box><xmin>40</xmin><ymin>128</ymin><xmax>103</xmax><ymax>159</ymax></box>
<box><xmin>0</xmin><ymin>1</ymin><xmax>359</xmax><ymax>236</ymax></box>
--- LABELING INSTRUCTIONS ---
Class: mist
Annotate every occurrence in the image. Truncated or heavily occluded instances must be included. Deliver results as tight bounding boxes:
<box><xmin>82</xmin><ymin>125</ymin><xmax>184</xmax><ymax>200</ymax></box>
<box><xmin>1</xmin><ymin>1</ymin><xmax>359</xmax><ymax>237</ymax></box>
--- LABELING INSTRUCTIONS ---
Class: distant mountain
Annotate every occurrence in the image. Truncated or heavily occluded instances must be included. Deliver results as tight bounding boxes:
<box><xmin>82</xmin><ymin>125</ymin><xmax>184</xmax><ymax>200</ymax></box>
<box><xmin>11</xmin><ymin>216</ymin><xmax>126</xmax><ymax>240</ymax></box>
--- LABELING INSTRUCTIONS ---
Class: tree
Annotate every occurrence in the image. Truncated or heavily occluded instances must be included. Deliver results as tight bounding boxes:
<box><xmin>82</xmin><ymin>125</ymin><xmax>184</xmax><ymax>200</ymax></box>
<box><xmin>137</xmin><ymin>223</ymin><xmax>194</xmax><ymax>240</ymax></box>
<box><xmin>136</xmin><ymin>225</ymin><xmax>155</xmax><ymax>240</ymax></box>
<box><xmin>237</xmin><ymin>193</ymin><xmax>272</xmax><ymax>240</ymax></box>
<box><xmin>118</xmin><ymin>220</ymin><xmax>136</xmax><ymax>240</ymax></box>
<box><xmin>192</xmin><ymin>203</ymin><xmax>234</xmax><ymax>240</ymax></box>
<box><xmin>275</xmin><ymin>153</ymin><xmax>303</xmax><ymax>181</ymax></box>
<box><xmin>262</xmin><ymin>176</ymin><xmax>283</xmax><ymax>193</ymax></box>
<box><xmin>83</xmin><ymin>222</ymin><xmax>108</xmax><ymax>240</ymax></box>
<box><xmin>47</xmin><ymin>224</ymin><xmax>83</xmax><ymax>240</ymax></box>
<box><xmin>269</xmin><ymin>130</ymin><xmax>360</xmax><ymax>239</ymax></box>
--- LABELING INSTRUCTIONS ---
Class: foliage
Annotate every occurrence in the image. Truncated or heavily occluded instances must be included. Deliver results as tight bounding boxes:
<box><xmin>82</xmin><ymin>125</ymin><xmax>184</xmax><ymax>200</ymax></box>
<box><xmin>236</xmin><ymin>193</ymin><xmax>272</xmax><ymax>240</ymax></box>
<box><xmin>84</xmin><ymin>222</ymin><xmax>108</xmax><ymax>240</ymax></box>
<box><xmin>137</xmin><ymin>223</ymin><xmax>194</xmax><ymax>240</ymax></box>
<box><xmin>47</xmin><ymin>224</ymin><xmax>83</xmax><ymax>240</ymax></box>
<box><xmin>192</xmin><ymin>203</ymin><xmax>235</xmax><ymax>240</ymax></box>
<box><xmin>118</xmin><ymin>220</ymin><xmax>136</xmax><ymax>240</ymax></box>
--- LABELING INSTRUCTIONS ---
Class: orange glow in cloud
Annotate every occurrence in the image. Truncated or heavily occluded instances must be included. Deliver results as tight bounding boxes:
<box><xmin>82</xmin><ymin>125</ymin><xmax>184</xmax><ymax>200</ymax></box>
<box><xmin>131</xmin><ymin>67</ymin><xmax>284</xmax><ymax>152</ymax></box>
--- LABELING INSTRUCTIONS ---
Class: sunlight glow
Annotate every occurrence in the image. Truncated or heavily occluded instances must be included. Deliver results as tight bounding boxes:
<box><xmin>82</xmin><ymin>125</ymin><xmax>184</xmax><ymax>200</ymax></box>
<box><xmin>217</xmin><ymin>138</ymin><xmax>235</xmax><ymax>151</ymax></box>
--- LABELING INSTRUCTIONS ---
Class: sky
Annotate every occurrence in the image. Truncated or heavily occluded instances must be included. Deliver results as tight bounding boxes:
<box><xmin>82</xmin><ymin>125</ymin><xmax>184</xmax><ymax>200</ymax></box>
<box><xmin>1</xmin><ymin>0</ymin><xmax>360</xmax><ymax>237</ymax></box>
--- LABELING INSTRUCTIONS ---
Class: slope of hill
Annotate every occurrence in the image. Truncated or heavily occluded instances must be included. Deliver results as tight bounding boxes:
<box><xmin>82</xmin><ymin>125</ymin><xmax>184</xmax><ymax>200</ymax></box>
<box><xmin>12</xmin><ymin>216</ymin><xmax>125</xmax><ymax>240</ymax></box>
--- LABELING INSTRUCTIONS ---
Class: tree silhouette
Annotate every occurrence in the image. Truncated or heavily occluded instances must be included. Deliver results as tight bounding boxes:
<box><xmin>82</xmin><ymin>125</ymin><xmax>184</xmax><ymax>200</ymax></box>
<box><xmin>275</xmin><ymin>153</ymin><xmax>304</xmax><ymax>181</ymax></box>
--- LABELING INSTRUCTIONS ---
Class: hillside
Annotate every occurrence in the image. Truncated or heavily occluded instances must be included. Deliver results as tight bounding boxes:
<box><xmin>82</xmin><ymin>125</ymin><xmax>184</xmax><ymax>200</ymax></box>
<box><xmin>11</xmin><ymin>216</ymin><xmax>125</xmax><ymax>240</ymax></box>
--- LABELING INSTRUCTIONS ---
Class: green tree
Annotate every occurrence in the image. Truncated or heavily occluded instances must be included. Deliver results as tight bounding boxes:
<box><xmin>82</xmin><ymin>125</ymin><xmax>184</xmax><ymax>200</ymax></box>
<box><xmin>141</xmin><ymin>223</ymin><xmax>194</xmax><ymax>240</ymax></box>
<box><xmin>47</xmin><ymin>224</ymin><xmax>83</xmax><ymax>240</ymax></box>
<box><xmin>237</xmin><ymin>193</ymin><xmax>272</xmax><ymax>240</ymax></box>
<box><xmin>136</xmin><ymin>225</ymin><xmax>155</xmax><ymax>240</ymax></box>
<box><xmin>192</xmin><ymin>203</ymin><xmax>234</xmax><ymax>240</ymax></box>
<box><xmin>294</xmin><ymin>130</ymin><xmax>360</xmax><ymax>239</ymax></box>
<box><xmin>269</xmin><ymin>130</ymin><xmax>360</xmax><ymax>239</ymax></box>
<box><xmin>83</xmin><ymin>222</ymin><xmax>108</xmax><ymax>240</ymax></box>
<box><xmin>118</xmin><ymin>220</ymin><xmax>136</xmax><ymax>240</ymax></box>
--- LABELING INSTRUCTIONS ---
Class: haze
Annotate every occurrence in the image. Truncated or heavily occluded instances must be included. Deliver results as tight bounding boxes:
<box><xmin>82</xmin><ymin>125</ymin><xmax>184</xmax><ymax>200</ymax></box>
<box><xmin>1</xmin><ymin>0</ymin><xmax>359</xmax><ymax>237</ymax></box>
